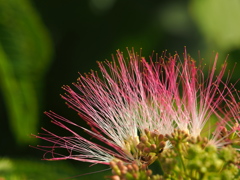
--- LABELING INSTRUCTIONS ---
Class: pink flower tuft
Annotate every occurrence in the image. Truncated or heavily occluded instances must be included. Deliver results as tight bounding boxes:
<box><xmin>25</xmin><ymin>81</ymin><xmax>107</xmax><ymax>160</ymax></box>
<box><xmin>34</xmin><ymin>48</ymin><xmax>238</xmax><ymax>165</ymax></box>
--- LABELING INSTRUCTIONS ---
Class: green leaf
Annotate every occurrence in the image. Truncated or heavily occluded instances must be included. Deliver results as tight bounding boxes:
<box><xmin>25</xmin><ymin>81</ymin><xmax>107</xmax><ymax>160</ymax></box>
<box><xmin>0</xmin><ymin>0</ymin><xmax>52</xmax><ymax>144</ymax></box>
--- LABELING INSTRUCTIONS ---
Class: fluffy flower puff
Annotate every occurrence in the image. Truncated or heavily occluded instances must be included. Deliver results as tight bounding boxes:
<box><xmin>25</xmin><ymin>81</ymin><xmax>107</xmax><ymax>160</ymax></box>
<box><xmin>34</xmin><ymin>48</ymin><xmax>235</xmax><ymax>165</ymax></box>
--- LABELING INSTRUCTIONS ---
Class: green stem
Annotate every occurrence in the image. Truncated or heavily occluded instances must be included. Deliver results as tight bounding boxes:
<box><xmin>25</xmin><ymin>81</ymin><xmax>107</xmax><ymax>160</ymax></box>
<box><xmin>177</xmin><ymin>143</ymin><xmax>187</xmax><ymax>173</ymax></box>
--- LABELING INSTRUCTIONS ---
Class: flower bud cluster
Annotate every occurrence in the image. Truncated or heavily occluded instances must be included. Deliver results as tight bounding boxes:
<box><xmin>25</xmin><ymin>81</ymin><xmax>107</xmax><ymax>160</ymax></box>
<box><xmin>165</xmin><ymin>129</ymin><xmax>189</xmax><ymax>145</ymax></box>
<box><xmin>109</xmin><ymin>160</ymin><xmax>152</xmax><ymax>180</ymax></box>
<box><xmin>108</xmin><ymin>129</ymin><xmax>240</xmax><ymax>180</ymax></box>
<box><xmin>186</xmin><ymin>145</ymin><xmax>240</xmax><ymax>180</ymax></box>
<box><xmin>136</xmin><ymin>129</ymin><xmax>166</xmax><ymax>165</ymax></box>
<box><xmin>188</xmin><ymin>136</ymin><xmax>208</xmax><ymax>148</ymax></box>
<box><xmin>157</xmin><ymin>130</ymin><xmax>240</xmax><ymax>180</ymax></box>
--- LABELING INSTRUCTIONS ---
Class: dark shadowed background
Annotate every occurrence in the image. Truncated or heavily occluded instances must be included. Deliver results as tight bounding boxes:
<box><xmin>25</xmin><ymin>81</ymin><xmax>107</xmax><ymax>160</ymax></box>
<box><xmin>0</xmin><ymin>0</ymin><xmax>239</xmax><ymax>179</ymax></box>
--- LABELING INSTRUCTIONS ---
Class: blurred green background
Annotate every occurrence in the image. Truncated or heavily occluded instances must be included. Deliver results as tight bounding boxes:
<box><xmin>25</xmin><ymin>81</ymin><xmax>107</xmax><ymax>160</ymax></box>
<box><xmin>0</xmin><ymin>0</ymin><xmax>239</xmax><ymax>179</ymax></box>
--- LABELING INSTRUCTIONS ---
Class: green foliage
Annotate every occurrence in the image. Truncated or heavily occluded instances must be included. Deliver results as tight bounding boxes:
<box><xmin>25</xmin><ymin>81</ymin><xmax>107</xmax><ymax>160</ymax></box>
<box><xmin>0</xmin><ymin>0</ymin><xmax>52</xmax><ymax>144</ymax></box>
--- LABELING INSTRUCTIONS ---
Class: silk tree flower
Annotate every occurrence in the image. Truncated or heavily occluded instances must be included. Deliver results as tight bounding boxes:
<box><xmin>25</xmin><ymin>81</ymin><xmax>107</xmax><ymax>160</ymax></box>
<box><xmin>213</xmin><ymin>84</ymin><xmax>240</xmax><ymax>149</ymax></box>
<box><xmin>34</xmin><ymin>48</ymin><xmax>235</xmax><ymax>166</ymax></box>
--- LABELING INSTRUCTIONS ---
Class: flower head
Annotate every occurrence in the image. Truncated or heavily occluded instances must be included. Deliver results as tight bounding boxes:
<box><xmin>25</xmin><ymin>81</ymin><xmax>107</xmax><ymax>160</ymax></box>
<box><xmin>34</xmin><ymin>48</ymin><xmax>237</xmax><ymax>166</ymax></box>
